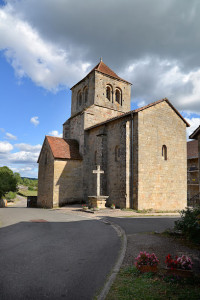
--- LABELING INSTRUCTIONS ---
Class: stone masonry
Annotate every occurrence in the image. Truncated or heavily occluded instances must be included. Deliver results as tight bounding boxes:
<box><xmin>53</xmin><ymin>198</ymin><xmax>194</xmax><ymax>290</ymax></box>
<box><xmin>38</xmin><ymin>60</ymin><xmax>189</xmax><ymax>210</ymax></box>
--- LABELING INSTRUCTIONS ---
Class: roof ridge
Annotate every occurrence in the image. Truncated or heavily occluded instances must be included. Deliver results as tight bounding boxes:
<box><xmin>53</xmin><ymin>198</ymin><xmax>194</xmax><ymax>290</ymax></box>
<box><xmin>85</xmin><ymin>98</ymin><xmax>189</xmax><ymax>130</ymax></box>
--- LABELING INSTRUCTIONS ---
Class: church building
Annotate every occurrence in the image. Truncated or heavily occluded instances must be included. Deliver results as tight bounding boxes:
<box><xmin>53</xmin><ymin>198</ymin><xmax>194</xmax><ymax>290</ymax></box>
<box><xmin>37</xmin><ymin>60</ymin><xmax>189</xmax><ymax>210</ymax></box>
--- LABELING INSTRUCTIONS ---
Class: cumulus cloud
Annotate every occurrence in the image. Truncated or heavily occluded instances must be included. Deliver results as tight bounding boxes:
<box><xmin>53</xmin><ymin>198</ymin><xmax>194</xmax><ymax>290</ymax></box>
<box><xmin>0</xmin><ymin>141</ymin><xmax>13</xmax><ymax>153</ymax></box>
<box><xmin>48</xmin><ymin>130</ymin><xmax>62</xmax><ymax>138</ymax></box>
<box><xmin>9</xmin><ymin>151</ymin><xmax>39</xmax><ymax>164</ymax></box>
<box><xmin>5</xmin><ymin>132</ymin><xmax>17</xmax><ymax>140</ymax></box>
<box><xmin>0</xmin><ymin>141</ymin><xmax>41</xmax><ymax>177</ymax></box>
<box><xmin>15</xmin><ymin>143</ymin><xmax>41</xmax><ymax>152</ymax></box>
<box><xmin>0</xmin><ymin>0</ymin><xmax>200</xmax><ymax>114</ymax></box>
<box><xmin>30</xmin><ymin>116</ymin><xmax>39</xmax><ymax>126</ymax></box>
<box><xmin>0</xmin><ymin>4</ymin><xmax>90</xmax><ymax>90</ymax></box>
<box><xmin>122</xmin><ymin>57</ymin><xmax>200</xmax><ymax>114</ymax></box>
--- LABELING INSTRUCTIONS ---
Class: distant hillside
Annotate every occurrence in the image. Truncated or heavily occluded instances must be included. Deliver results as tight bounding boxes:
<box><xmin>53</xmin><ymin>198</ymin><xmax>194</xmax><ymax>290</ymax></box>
<box><xmin>21</xmin><ymin>177</ymin><xmax>38</xmax><ymax>181</ymax></box>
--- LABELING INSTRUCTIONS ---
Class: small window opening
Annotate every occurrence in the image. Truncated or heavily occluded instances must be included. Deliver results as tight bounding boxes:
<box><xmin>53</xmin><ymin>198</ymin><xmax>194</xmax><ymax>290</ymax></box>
<box><xmin>77</xmin><ymin>91</ymin><xmax>82</xmax><ymax>106</ymax></box>
<box><xmin>106</xmin><ymin>86</ymin><xmax>111</xmax><ymax>101</ymax></box>
<box><xmin>115</xmin><ymin>88</ymin><xmax>122</xmax><ymax>105</ymax></box>
<box><xmin>162</xmin><ymin>145</ymin><xmax>167</xmax><ymax>160</ymax></box>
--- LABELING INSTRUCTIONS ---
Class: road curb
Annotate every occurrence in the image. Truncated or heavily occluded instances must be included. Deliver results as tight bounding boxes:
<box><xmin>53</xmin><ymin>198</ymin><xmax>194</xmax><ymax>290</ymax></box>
<box><xmin>97</xmin><ymin>218</ymin><xmax>127</xmax><ymax>300</ymax></box>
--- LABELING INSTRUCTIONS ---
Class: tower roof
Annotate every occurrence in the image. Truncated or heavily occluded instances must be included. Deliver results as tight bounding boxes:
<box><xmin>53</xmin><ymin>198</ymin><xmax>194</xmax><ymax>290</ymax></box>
<box><xmin>71</xmin><ymin>60</ymin><xmax>131</xmax><ymax>89</ymax></box>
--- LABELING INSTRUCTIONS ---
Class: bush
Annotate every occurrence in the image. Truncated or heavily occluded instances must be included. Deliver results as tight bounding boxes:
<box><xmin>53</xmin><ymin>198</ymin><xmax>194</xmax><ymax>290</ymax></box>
<box><xmin>28</xmin><ymin>186</ymin><xmax>35</xmax><ymax>191</ymax></box>
<box><xmin>5</xmin><ymin>191</ymin><xmax>16</xmax><ymax>202</ymax></box>
<box><xmin>174</xmin><ymin>207</ymin><xmax>200</xmax><ymax>243</ymax></box>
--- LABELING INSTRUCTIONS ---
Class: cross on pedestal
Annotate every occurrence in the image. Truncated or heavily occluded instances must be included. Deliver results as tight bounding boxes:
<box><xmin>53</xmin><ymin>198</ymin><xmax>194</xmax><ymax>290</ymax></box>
<box><xmin>93</xmin><ymin>165</ymin><xmax>104</xmax><ymax>197</ymax></box>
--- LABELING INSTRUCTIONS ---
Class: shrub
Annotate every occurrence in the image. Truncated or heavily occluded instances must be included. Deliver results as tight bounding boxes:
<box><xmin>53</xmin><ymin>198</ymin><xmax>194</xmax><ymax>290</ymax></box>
<box><xmin>5</xmin><ymin>191</ymin><xmax>16</xmax><ymax>202</ymax></box>
<box><xmin>28</xmin><ymin>186</ymin><xmax>35</xmax><ymax>191</ymax></box>
<box><xmin>174</xmin><ymin>207</ymin><xmax>200</xmax><ymax>243</ymax></box>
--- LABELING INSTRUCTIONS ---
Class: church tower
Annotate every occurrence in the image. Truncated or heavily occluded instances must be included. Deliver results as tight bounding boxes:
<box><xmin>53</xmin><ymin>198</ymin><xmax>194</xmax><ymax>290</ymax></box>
<box><xmin>63</xmin><ymin>60</ymin><xmax>132</xmax><ymax>154</ymax></box>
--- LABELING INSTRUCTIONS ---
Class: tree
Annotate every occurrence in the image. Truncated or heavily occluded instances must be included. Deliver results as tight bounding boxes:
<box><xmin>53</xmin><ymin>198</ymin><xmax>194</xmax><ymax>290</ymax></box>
<box><xmin>0</xmin><ymin>166</ymin><xmax>18</xmax><ymax>199</ymax></box>
<box><xmin>14</xmin><ymin>172</ymin><xmax>22</xmax><ymax>184</ymax></box>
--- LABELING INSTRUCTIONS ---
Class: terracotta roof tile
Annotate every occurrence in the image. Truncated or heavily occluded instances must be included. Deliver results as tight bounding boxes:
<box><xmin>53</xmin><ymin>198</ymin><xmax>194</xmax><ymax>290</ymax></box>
<box><xmin>85</xmin><ymin>98</ymin><xmax>190</xmax><ymax>130</ymax></box>
<box><xmin>46</xmin><ymin>136</ymin><xmax>82</xmax><ymax>160</ymax></box>
<box><xmin>189</xmin><ymin>125</ymin><xmax>200</xmax><ymax>140</ymax></box>
<box><xmin>71</xmin><ymin>60</ymin><xmax>131</xmax><ymax>89</ymax></box>
<box><xmin>187</xmin><ymin>140</ymin><xmax>198</xmax><ymax>159</ymax></box>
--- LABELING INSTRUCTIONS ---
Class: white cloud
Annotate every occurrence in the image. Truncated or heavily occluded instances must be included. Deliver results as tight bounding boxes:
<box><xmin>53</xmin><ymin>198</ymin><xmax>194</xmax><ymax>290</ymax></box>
<box><xmin>185</xmin><ymin>117</ymin><xmax>200</xmax><ymax>140</ymax></box>
<box><xmin>122</xmin><ymin>57</ymin><xmax>200</xmax><ymax>114</ymax></box>
<box><xmin>5</xmin><ymin>132</ymin><xmax>17</xmax><ymax>140</ymax></box>
<box><xmin>0</xmin><ymin>5</ymin><xmax>90</xmax><ymax>91</ymax></box>
<box><xmin>0</xmin><ymin>141</ymin><xmax>13</xmax><ymax>153</ymax></box>
<box><xmin>15</xmin><ymin>143</ymin><xmax>41</xmax><ymax>152</ymax></box>
<box><xmin>48</xmin><ymin>130</ymin><xmax>62</xmax><ymax>138</ymax></box>
<box><xmin>9</xmin><ymin>151</ymin><xmax>39</xmax><ymax>163</ymax></box>
<box><xmin>30</xmin><ymin>116</ymin><xmax>39</xmax><ymax>126</ymax></box>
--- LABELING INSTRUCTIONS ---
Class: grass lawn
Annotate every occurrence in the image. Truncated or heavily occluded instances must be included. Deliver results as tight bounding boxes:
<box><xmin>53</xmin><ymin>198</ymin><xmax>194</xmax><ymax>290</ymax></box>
<box><xmin>18</xmin><ymin>190</ymin><xmax>37</xmax><ymax>197</ymax></box>
<box><xmin>106</xmin><ymin>266</ymin><xmax>200</xmax><ymax>300</ymax></box>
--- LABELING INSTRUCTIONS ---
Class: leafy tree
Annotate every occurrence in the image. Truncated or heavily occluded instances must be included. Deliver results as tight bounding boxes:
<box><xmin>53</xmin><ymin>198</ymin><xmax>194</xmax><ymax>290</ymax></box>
<box><xmin>0</xmin><ymin>166</ymin><xmax>18</xmax><ymax>199</ymax></box>
<box><xmin>14</xmin><ymin>172</ymin><xmax>22</xmax><ymax>184</ymax></box>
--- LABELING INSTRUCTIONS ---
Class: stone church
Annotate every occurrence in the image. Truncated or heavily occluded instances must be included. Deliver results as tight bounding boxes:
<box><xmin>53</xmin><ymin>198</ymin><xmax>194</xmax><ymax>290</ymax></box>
<box><xmin>37</xmin><ymin>60</ymin><xmax>189</xmax><ymax>210</ymax></box>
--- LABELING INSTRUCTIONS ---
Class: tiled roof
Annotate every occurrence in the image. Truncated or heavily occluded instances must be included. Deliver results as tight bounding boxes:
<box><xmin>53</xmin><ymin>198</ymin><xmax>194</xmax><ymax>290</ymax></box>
<box><xmin>46</xmin><ymin>136</ymin><xmax>82</xmax><ymax>160</ymax></box>
<box><xmin>85</xmin><ymin>98</ymin><xmax>190</xmax><ymax>131</ymax></box>
<box><xmin>189</xmin><ymin>125</ymin><xmax>200</xmax><ymax>140</ymax></box>
<box><xmin>187</xmin><ymin>140</ymin><xmax>198</xmax><ymax>159</ymax></box>
<box><xmin>71</xmin><ymin>60</ymin><xmax>131</xmax><ymax>89</ymax></box>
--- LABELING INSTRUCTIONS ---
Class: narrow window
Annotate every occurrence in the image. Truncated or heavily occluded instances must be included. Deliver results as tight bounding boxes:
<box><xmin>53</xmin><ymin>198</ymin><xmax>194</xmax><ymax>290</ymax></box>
<box><xmin>106</xmin><ymin>86</ymin><xmax>111</xmax><ymax>101</ymax></box>
<box><xmin>115</xmin><ymin>88</ymin><xmax>122</xmax><ymax>105</ymax></box>
<box><xmin>162</xmin><ymin>145</ymin><xmax>167</xmax><ymax>160</ymax></box>
<box><xmin>84</xmin><ymin>87</ymin><xmax>88</xmax><ymax>103</ymax></box>
<box><xmin>77</xmin><ymin>90</ymin><xmax>82</xmax><ymax>106</ymax></box>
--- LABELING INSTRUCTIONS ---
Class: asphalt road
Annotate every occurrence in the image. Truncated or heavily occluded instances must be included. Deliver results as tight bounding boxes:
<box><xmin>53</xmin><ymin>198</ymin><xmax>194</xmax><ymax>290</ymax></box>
<box><xmin>107</xmin><ymin>216</ymin><xmax>179</xmax><ymax>234</ymax></box>
<box><xmin>0</xmin><ymin>208</ymin><xmax>121</xmax><ymax>300</ymax></box>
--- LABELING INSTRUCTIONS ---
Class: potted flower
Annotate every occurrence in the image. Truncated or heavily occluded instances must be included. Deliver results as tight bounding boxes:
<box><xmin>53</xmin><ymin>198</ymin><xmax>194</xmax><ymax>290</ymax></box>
<box><xmin>111</xmin><ymin>203</ymin><xmax>115</xmax><ymax>209</ymax></box>
<box><xmin>135</xmin><ymin>251</ymin><xmax>159</xmax><ymax>273</ymax></box>
<box><xmin>165</xmin><ymin>254</ymin><xmax>193</xmax><ymax>277</ymax></box>
<box><xmin>82</xmin><ymin>204</ymin><xmax>88</xmax><ymax>211</ymax></box>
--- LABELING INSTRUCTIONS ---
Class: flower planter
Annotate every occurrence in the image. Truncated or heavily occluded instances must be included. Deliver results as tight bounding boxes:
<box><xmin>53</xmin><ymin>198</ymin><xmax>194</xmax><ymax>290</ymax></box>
<box><xmin>137</xmin><ymin>265</ymin><xmax>158</xmax><ymax>273</ymax></box>
<box><xmin>165</xmin><ymin>268</ymin><xmax>193</xmax><ymax>278</ymax></box>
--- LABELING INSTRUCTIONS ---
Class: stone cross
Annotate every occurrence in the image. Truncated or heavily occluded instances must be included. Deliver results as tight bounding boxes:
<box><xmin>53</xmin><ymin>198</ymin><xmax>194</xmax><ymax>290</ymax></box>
<box><xmin>93</xmin><ymin>165</ymin><xmax>104</xmax><ymax>197</ymax></box>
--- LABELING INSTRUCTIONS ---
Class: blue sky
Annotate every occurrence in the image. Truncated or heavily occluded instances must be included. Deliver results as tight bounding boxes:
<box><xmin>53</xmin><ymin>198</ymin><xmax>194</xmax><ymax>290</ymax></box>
<box><xmin>0</xmin><ymin>0</ymin><xmax>200</xmax><ymax>178</ymax></box>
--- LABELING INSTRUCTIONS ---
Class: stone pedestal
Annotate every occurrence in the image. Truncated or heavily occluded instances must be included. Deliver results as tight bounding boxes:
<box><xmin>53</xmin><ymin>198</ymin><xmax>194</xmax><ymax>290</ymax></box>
<box><xmin>88</xmin><ymin>196</ymin><xmax>109</xmax><ymax>209</ymax></box>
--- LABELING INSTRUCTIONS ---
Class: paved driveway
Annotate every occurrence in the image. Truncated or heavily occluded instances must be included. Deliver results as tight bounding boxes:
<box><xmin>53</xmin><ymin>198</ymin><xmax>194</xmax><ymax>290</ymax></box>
<box><xmin>0</xmin><ymin>208</ymin><xmax>120</xmax><ymax>300</ymax></box>
<box><xmin>107</xmin><ymin>216</ymin><xmax>179</xmax><ymax>234</ymax></box>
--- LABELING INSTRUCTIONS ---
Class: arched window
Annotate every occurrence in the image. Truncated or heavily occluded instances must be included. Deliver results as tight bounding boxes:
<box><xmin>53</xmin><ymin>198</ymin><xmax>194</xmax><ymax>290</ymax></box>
<box><xmin>106</xmin><ymin>85</ymin><xmax>112</xmax><ymax>101</ymax></box>
<box><xmin>77</xmin><ymin>90</ymin><xmax>82</xmax><ymax>106</ymax></box>
<box><xmin>162</xmin><ymin>145</ymin><xmax>167</xmax><ymax>160</ymax></box>
<box><xmin>115</xmin><ymin>146</ymin><xmax>120</xmax><ymax>162</ymax></box>
<box><xmin>115</xmin><ymin>88</ymin><xmax>122</xmax><ymax>105</ymax></box>
<box><xmin>84</xmin><ymin>87</ymin><xmax>88</xmax><ymax>103</ymax></box>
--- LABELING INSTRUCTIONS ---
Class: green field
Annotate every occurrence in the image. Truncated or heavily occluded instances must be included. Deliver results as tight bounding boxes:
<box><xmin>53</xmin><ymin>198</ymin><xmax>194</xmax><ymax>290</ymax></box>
<box><xmin>18</xmin><ymin>190</ymin><xmax>37</xmax><ymax>197</ymax></box>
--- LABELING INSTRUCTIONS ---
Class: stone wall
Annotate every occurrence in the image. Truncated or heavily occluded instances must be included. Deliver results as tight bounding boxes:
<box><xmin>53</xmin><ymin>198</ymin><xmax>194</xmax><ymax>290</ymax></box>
<box><xmin>53</xmin><ymin>159</ymin><xmax>83</xmax><ymax>207</ymax></box>
<box><xmin>187</xmin><ymin>158</ymin><xmax>199</xmax><ymax>199</ymax></box>
<box><xmin>37</xmin><ymin>139</ymin><xmax>54</xmax><ymax>208</ymax></box>
<box><xmin>94</xmin><ymin>72</ymin><xmax>131</xmax><ymax>113</ymax></box>
<box><xmin>137</xmin><ymin>101</ymin><xmax>187</xmax><ymax>210</ymax></box>
<box><xmin>84</xmin><ymin>116</ymin><xmax>131</xmax><ymax>208</ymax></box>
<box><xmin>71</xmin><ymin>72</ymin><xmax>95</xmax><ymax>116</ymax></box>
